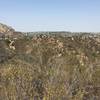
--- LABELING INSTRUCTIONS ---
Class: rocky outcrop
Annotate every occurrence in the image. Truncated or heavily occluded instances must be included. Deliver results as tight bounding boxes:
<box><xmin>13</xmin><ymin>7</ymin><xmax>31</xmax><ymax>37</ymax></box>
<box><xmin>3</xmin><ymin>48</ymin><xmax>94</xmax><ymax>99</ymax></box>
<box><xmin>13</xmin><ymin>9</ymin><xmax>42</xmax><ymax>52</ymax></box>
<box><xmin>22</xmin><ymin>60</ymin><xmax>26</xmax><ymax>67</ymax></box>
<box><xmin>0</xmin><ymin>23</ymin><xmax>15</xmax><ymax>35</ymax></box>
<box><xmin>0</xmin><ymin>23</ymin><xmax>24</xmax><ymax>39</ymax></box>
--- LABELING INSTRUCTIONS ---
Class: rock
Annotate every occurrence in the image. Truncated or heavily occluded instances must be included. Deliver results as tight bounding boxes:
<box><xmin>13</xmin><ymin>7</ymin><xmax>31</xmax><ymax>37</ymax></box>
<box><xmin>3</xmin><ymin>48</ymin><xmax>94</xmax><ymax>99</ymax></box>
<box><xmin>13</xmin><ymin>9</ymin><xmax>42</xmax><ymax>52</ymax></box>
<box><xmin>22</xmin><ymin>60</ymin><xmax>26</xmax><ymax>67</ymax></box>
<box><xmin>0</xmin><ymin>23</ymin><xmax>15</xmax><ymax>35</ymax></box>
<box><xmin>0</xmin><ymin>23</ymin><xmax>23</xmax><ymax>39</ymax></box>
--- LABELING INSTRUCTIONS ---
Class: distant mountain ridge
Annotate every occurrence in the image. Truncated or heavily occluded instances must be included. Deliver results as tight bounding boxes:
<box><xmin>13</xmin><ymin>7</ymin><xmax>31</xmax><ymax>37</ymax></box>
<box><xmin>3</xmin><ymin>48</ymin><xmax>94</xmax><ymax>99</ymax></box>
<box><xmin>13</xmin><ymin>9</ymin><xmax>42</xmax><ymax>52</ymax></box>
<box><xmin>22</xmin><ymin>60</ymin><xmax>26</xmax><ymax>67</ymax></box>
<box><xmin>0</xmin><ymin>23</ymin><xmax>100</xmax><ymax>39</ymax></box>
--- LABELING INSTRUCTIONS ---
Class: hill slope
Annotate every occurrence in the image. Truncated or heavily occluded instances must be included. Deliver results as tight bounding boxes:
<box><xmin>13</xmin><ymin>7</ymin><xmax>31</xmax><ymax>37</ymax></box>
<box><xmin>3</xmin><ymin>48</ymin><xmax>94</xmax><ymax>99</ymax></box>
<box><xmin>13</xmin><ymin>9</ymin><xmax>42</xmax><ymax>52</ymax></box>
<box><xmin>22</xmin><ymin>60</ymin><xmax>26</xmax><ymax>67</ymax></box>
<box><xmin>0</xmin><ymin>23</ymin><xmax>23</xmax><ymax>38</ymax></box>
<box><xmin>0</xmin><ymin>32</ymin><xmax>100</xmax><ymax>100</ymax></box>
<box><xmin>0</xmin><ymin>23</ymin><xmax>100</xmax><ymax>100</ymax></box>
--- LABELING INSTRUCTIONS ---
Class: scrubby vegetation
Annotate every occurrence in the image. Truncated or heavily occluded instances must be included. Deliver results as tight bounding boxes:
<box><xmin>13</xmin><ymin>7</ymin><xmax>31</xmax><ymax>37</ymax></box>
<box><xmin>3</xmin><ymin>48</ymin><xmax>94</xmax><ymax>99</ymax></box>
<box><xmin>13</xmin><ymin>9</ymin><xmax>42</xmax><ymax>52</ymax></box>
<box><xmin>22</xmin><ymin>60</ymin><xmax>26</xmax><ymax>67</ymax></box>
<box><xmin>0</xmin><ymin>33</ymin><xmax>100</xmax><ymax>100</ymax></box>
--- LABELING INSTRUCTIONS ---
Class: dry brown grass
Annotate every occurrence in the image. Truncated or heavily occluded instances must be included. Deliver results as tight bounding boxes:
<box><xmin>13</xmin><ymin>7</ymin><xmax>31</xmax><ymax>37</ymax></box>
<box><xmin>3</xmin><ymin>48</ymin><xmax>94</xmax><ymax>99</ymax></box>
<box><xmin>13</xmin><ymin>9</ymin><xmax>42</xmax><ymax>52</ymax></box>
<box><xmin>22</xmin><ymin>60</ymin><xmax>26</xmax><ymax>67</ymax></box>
<box><xmin>0</xmin><ymin>34</ymin><xmax>100</xmax><ymax>100</ymax></box>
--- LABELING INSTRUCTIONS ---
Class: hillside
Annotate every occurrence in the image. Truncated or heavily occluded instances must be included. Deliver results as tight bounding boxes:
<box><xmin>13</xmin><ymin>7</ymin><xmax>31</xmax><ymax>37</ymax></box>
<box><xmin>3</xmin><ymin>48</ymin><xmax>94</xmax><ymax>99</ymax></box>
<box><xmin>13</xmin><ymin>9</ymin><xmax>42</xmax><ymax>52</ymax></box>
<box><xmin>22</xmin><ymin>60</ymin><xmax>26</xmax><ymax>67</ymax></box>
<box><xmin>0</xmin><ymin>24</ymin><xmax>100</xmax><ymax>100</ymax></box>
<box><xmin>0</xmin><ymin>23</ymin><xmax>23</xmax><ymax>38</ymax></box>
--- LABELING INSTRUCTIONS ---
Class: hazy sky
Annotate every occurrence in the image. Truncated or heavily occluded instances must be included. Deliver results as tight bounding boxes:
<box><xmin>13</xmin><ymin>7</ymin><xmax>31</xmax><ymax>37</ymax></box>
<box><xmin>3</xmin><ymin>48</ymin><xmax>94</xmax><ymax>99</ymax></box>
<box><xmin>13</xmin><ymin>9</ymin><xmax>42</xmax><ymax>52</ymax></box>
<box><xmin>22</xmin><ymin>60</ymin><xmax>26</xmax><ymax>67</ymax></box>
<box><xmin>0</xmin><ymin>0</ymin><xmax>100</xmax><ymax>32</ymax></box>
